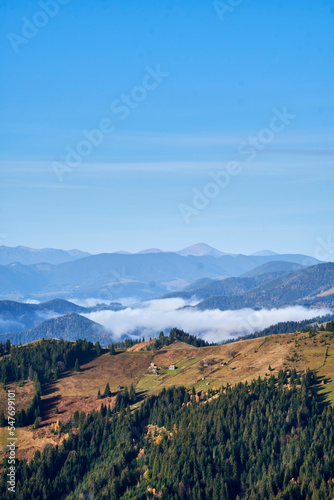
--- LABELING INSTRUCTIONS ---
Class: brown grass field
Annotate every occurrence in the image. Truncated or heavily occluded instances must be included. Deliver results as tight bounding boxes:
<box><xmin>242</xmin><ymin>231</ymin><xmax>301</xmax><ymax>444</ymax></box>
<box><xmin>1</xmin><ymin>328</ymin><xmax>334</xmax><ymax>462</ymax></box>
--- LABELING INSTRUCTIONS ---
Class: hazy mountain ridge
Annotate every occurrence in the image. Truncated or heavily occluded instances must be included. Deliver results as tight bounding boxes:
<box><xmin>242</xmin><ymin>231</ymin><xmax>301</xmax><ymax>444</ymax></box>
<box><xmin>162</xmin><ymin>261</ymin><xmax>306</xmax><ymax>301</ymax></box>
<box><xmin>0</xmin><ymin>250</ymin><xmax>321</xmax><ymax>302</ymax></box>
<box><xmin>0</xmin><ymin>299</ymin><xmax>123</xmax><ymax>335</ymax></box>
<box><xmin>196</xmin><ymin>262</ymin><xmax>334</xmax><ymax>311</ymax></box>
<box><xmin>162</xmin><ymin>275</ymin><xmax>276</xmax><ymax>301</ymax></box>
<box><xmin>0</xmin><ymin>312</ymin><xmax>107</xmax><ymax>345</ymax></box>
<box><xmin>241</xmin><ymin>260</ymin><xmax>305</xmax><ymax>277</ymax></box>
<box><xmin>0</xmin><ymin>246</ymin><xmax>90</xmax><ymax>266</ymax></box>
<box><xmin>176</xmin><ymin>243</ymin><xmax>227</xmax><ymax>257</ymax></box>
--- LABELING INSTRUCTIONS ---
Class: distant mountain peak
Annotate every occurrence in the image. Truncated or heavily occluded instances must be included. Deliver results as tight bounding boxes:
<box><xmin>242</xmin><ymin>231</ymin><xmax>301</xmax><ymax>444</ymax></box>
<box><xmin>177</xmin><ymin>243</ymin><xmax>226</xmax><ymax>258</ymax></box>
<box><xmin>251</xmin><ymin>250</ymin><xmax>279</xmax><ymax>256</ymax></box>
<box><xmin>138</xmin><ymin>248</ymin><xmax>163</xmax><ymax>254</ymax></box>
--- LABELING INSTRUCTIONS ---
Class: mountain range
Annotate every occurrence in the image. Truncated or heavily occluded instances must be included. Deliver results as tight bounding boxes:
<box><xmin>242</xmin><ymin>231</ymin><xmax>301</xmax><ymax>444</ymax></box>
<box><xmin>0</xmin><ymin>312</ymin><xmax>109</xmax><ymax>346</ymax></box>
<box><xmin>0</xmin><ymin>244</ymin><xmax>321</xmax><ymax>302</ymax></box>
<box><xmin>194</xmin><ymin>262</ymin><xmax>334</xmax><ymax>311</ymax></box>
<box><xmin>163</xmin><ymin>261</ymin><xmax>307</xmax><ymax>301</ymax></box>
<box><xmin>0</xmin><ymin>261</ymin><xmax>333</xmax><ymax>345</ymax></box>
<box><xmin>0</xmin><ymin>298</ymin><xmax>123</xmax><ymax>335</ymax></box>
<box><xmin>0</xmin><ymin>245</ymin><xmax>90</xmax><ymax>266</ymax></box>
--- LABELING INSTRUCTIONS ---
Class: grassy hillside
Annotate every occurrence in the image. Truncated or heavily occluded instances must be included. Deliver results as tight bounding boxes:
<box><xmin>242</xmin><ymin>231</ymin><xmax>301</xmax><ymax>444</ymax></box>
<box><xmin>2</xmin><ymin>324</ymin><xmax>334</xmax><ymax>465</ymax></box>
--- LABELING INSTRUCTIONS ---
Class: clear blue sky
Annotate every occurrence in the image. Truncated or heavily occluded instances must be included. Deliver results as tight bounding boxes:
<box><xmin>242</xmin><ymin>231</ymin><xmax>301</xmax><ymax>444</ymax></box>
<box><xmin>0</xmin><ymin>0</ymin><xmax>333</xmax><ymax>256</ymax></box>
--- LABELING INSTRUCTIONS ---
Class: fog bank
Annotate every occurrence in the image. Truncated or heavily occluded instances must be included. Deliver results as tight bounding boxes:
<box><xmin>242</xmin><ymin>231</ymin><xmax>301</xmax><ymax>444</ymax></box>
<box><xmin>82</xmin><ymin>299</ymin><xmax>331</xmax><ymax>342</ymax></box>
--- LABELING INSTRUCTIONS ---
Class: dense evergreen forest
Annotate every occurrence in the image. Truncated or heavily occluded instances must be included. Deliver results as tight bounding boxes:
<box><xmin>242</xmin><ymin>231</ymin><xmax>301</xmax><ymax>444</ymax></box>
<box><xmin>151</xmin><ymin>328</ymin><xmax>215</xmax><ymax>349</ymax></box>
<box><xmin>1</xmin><ymin>366</ymin><xmax>334</xmax><ymax>499</ymax></box>
<box><xmin>111</xmin><ymin>328</ymin><xmax>215</xmax><ymax>351</ymax></box>
<box><xmin>0</xmin><ymin>339</ymin><xmax>99</xmax><ymax>427</ymax></box>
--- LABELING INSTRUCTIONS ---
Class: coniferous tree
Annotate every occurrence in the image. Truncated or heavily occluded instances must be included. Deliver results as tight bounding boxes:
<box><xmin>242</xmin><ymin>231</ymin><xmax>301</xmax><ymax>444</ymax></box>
<box><xmin>5</xmin><ymin>339</ymin><xmax>10</xmax><ymax>353</ymax></box>
<box><xmin>104</xmin><ymin>383</ymin><xmax>111</xmax><ymax>397</ymax></box>
<box><xmin>95</xmin><ymin>341</ymin><xmax>102</xmax><ymax>356</ymax></box>
<box><xmin>130</xmin><ymin>384</ymin><xmax>137</xmax><ymax>403</ymax></box>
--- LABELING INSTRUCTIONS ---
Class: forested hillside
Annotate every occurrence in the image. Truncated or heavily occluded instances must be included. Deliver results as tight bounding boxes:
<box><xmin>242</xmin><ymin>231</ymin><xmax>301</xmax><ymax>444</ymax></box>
<box><xmin>1</xmin><ymin>370</ymin><xmax>333</xmax><ymax>499</ymax></box>
<box><xmin>0</xmin><ymin>313</ymin><xmax>106</xmax><ymax>345</ymax></box>
<box><xmin>224</xmin><ymin>313</ymin><xmax>334</xmax><ymax>343</ymax></box>
<box><xmin>163</xmin><ymin>261</ymin><xmax>307</xmax><ymax>301</ymax></box>
<box><xmin>0</xmin><ymin>338</ymin><xmax>99</xmax><ymax>427</ymax></box>
<box><xmin>197</xmin><ymin>262</ymin><xmax>334</xmax><ymax>310</ymax></box>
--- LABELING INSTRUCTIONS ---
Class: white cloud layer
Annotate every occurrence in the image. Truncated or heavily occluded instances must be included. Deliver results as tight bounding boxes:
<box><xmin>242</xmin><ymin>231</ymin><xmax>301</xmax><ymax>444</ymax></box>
<box><xmin>82</xmin><ymin>299</ymin><xmax>331</xmax><ymax>342</ymax></box>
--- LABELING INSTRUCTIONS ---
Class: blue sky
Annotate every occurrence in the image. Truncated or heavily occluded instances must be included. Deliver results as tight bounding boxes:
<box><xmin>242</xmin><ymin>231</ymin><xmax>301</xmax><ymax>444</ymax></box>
<box><xmin>0</xmin><ymin>0</ymin><xmax>333</xmax><ymax>256</ymax></box>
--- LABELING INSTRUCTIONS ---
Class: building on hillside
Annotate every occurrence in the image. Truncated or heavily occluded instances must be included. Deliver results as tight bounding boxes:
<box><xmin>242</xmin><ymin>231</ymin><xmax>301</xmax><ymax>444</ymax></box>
<box><xmin>168</xmin><ymin>365</ymin><xmax>176</xmax><ymax>370</ymax></box>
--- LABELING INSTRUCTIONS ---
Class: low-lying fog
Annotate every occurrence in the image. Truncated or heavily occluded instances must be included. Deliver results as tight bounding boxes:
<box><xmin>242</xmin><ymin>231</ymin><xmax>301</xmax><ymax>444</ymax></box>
<box><xmin>81</xmin><ymin>298</ymin><xmax>331</xmax><ymax>343</ymax></box>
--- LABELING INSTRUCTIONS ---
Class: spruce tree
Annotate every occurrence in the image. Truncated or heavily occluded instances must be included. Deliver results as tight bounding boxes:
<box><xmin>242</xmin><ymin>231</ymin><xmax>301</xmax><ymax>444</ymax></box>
<box><xmin>130</xmin><ymin>384</ymin><xmax>137</xmax><ymax>403</ymax></box>
<box><xmin>95</xmin><ymin>341</ymin><xmax>102</xmax><ymax>356</ymax></box>
<box><xmin>104</xmin><ymin>383</ymin><xmax>111</xmax><ymax>397</ymax></box>
<box><xmin>5</xmin><ymin>339</ymin><xmax>10</xmax><ymax>353</ymax></box>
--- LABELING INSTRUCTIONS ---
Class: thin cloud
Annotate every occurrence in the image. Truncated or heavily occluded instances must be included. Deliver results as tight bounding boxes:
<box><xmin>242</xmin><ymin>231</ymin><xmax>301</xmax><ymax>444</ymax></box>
<box><xmin>0</xmin><ymin>317</ymin><xmax>25</xmax><ymax>334</ymax></box>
